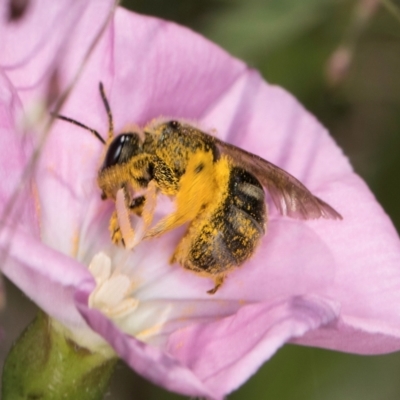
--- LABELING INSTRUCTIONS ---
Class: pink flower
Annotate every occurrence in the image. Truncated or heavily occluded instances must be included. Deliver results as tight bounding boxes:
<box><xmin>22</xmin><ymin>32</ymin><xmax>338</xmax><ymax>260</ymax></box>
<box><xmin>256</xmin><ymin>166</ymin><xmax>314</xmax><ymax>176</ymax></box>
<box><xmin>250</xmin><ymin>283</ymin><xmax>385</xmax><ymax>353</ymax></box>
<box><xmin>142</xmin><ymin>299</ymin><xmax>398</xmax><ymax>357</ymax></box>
<box><xmin>2</xmin><ymin>3</ymin><xmax>400</xmax><ymax>399</ymax></box>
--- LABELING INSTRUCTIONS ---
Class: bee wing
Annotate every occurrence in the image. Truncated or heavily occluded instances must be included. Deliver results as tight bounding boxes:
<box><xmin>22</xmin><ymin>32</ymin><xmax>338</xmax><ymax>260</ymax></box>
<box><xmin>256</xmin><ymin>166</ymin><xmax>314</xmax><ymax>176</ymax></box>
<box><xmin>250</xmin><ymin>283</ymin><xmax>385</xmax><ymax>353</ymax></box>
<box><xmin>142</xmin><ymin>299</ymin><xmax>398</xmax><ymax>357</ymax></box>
<box><xmin>212</xmin><ymin>137</ymin><xmax>342</xmax><ymax>220</ymax></box>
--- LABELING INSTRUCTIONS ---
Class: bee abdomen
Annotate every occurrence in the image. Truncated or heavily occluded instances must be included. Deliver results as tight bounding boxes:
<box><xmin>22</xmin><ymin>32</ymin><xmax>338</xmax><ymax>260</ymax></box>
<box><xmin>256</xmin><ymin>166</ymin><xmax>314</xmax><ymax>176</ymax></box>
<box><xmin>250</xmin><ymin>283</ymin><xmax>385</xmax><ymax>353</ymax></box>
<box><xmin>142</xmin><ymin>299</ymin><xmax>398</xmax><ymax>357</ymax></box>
<box><xmin>187</xmin><ymin>167</ymin><xmax>266</xmax><ymax>273</ymax></box>
<box><xmin>229</xmin><ymin>166</ymin><xmax>266</xmax><ymax>228</ymax></box>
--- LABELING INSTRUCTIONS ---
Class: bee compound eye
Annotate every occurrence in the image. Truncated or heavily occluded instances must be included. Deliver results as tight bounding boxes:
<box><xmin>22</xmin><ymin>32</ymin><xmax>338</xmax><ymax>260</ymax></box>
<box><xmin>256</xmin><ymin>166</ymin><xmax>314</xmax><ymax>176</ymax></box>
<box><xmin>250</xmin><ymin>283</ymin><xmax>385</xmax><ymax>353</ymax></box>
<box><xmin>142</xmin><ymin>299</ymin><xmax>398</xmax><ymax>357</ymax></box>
<box><xmin>103</xmin><ymin>135</ymin><xmax>126</xmax><ymax>169</ymax></box>
<box><xmin>102</xmin><ymin>134</ymin><xmax>138</xmax><ymax>169</ymax></box>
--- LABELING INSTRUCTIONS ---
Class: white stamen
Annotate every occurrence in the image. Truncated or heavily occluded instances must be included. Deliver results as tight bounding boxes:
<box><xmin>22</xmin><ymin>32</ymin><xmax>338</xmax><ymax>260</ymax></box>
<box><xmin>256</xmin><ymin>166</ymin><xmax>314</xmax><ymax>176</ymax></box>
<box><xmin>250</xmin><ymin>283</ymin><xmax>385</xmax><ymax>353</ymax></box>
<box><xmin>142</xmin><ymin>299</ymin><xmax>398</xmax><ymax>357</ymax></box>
<box><xmin>88</xmin><ymin>252</ymin><xmax>111</xmax><ymax>285</ymax></box>
<box><xmin>87</xmin><ymin>252</ymin><xmax>169</xmax><ymax>342</ymax></box>
<box><xmin>88</xmin><ymin>252</ymin><xmax>138</xmax><ymax>319</ymax></box>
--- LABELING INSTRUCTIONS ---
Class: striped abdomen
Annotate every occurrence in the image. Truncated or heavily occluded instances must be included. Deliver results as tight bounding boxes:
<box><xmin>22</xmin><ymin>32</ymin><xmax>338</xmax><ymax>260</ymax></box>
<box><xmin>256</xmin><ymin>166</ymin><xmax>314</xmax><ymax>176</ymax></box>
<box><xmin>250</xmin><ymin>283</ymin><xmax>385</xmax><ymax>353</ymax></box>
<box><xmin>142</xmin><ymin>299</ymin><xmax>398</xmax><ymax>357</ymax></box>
<box><xmin>186</xmin><ymin>166</ymin><xmax>266</xmax><ymax>275</ymax></box>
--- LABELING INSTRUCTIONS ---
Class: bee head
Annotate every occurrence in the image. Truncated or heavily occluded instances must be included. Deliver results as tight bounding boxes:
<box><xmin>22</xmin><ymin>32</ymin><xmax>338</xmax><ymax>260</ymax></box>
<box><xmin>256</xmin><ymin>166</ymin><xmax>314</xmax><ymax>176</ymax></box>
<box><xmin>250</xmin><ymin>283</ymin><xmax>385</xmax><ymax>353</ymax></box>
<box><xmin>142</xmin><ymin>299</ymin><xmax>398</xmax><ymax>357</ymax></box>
<box><xmin>101</xmin><ymin>132</ymin><xmax>142</xmax><ymax>170</ymax></box>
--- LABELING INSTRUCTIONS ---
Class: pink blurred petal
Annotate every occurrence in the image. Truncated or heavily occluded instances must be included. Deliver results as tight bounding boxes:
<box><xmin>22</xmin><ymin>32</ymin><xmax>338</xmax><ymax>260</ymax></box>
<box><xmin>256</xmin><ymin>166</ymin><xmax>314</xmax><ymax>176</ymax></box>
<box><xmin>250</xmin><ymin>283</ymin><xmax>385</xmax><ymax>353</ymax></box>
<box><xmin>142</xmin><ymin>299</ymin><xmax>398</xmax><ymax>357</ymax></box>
<box><xmin>0</xmin><ymin>0</ymin><xmax>115</xmax><ymax>346</ymax></box>
<box><xmin>0</xmin><ymin>0</ymin><xmax>116</xmax><ymax>108</ymax></box>
<box><xmin>0</xmin><ymin>70</ymin><xmax>38</xmax><ymax>236</ymax></box>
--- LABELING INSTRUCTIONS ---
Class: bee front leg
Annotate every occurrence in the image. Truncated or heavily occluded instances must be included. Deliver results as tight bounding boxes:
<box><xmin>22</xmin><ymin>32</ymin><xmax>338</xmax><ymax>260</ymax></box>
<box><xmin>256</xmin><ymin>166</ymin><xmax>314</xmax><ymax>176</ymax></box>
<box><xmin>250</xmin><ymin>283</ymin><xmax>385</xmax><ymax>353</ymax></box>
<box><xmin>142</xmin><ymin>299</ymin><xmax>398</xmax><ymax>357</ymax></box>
<box><xmin>109</xmin><ymin>209</ymin><xmax>123</xmax><ymax>245</ymax></box>
<box><xmin>112</xmin><ymin>182</ymin><xmax>158</xmax><ymax>249</ymax></box>
<box><xmin>130</xmin><ymin>180</ymin><xmax>157</xmax><ymax>244</ymax></box>
<box><xmin>108</xmin><ymin>185</ymin><xmax>133</xmax><ymax>246</ymax></box>
<box><xmin>114</xmin><ymin>187</ymin><xmax>136</xmax><ymax>249</ymax></box>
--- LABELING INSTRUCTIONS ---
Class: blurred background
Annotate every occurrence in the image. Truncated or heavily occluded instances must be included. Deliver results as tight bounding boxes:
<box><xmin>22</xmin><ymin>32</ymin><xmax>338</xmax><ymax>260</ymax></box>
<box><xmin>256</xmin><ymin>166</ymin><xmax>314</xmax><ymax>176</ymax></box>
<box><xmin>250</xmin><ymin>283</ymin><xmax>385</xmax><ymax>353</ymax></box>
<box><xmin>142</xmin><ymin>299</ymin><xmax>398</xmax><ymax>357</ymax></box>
<box><xmin>2</xmin><ymin>0</ymin><xmax>400</xmax><ymax>399</ymax></box>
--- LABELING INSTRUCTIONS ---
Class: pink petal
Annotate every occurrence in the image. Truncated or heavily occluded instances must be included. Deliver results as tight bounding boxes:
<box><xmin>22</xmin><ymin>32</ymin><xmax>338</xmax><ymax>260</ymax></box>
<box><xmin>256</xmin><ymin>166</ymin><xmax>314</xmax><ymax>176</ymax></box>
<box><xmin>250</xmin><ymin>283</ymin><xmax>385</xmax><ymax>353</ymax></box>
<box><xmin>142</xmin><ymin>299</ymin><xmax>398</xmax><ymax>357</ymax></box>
<box><xmin>0</xmin><ymin>222</ymin><xmax>92</xmax><ymax>332</ymax></box>
<box><xmin>167</xmin><ymin>296</ymin><xmax>339</xmax><ymax>398</ymax></box>
<box><xmin>213</xmin><ymin>80</ymin><xmax>400</xmax><ymax>353</ymax></box>
<box><xmin>76</xmin><ymin>285</ymin><xmax>217</xmax><ymax>399</ymax></box>
<box><xmin>295</xmin><ymin>177</ymin><xmax>400</xmax><ymax>354</ymax></box>
<box><xmin>52</xmin><ymin>8</ymin><xmax>247</xmax><ymax>135</ymax></box>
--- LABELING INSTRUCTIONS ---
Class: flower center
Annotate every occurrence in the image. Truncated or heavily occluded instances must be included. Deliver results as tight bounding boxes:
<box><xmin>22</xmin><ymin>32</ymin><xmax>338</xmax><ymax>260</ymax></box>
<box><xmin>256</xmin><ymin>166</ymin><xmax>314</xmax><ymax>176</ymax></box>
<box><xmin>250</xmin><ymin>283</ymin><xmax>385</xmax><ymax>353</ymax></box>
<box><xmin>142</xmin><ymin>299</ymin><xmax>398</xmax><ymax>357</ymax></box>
<box><xmin>88</xmin><ymin>252</ymin><xmax>139</xmax><ymax>319</ymax></box>
<box><xmin>87</xmin><ymin>252</ymin><xmax>171</xmax><ymax>343</ymax></box>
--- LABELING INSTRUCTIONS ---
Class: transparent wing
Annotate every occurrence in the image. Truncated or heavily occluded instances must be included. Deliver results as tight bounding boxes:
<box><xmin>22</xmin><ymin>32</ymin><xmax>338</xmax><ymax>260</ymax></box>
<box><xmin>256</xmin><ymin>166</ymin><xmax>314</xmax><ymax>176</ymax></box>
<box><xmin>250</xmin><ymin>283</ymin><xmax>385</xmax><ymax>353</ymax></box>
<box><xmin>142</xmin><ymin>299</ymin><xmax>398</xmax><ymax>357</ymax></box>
<box><xmin>211</xmin><ymin>136</ymin><xmax>342</xmax><ymax>220</ymax></box>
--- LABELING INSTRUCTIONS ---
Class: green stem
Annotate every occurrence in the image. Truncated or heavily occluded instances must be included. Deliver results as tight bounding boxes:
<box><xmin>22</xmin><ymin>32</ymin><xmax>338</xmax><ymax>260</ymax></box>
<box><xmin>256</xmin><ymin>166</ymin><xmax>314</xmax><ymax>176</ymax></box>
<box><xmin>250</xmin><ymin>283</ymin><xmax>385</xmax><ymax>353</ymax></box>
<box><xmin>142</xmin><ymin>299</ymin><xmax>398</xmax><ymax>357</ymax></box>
<box><xmin>2</xmin><ymin>312</ymin><xmax>117</xmax><ymax>400</ymax></box>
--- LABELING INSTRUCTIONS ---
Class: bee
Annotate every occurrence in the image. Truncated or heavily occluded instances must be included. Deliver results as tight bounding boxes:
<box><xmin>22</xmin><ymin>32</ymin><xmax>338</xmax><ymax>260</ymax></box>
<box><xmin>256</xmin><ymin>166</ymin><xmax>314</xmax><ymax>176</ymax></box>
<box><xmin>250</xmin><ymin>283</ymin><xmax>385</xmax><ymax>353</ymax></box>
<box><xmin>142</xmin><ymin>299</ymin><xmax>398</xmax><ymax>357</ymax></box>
<box><xmin>56</xmin><ymin>82</ymin><xmax>342</xmax><ymax>294</ymax></box>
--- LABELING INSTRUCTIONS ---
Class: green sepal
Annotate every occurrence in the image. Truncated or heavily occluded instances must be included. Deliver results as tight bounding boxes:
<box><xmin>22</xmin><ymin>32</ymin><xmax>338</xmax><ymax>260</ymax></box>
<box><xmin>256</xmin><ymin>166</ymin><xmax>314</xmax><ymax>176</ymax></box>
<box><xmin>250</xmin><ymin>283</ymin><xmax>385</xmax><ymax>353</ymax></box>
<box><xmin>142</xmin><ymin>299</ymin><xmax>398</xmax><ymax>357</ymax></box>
<box><xmin>2</xmin><ymin>312</ymin><xmax>117</xmax><ymax>400</ymax></box>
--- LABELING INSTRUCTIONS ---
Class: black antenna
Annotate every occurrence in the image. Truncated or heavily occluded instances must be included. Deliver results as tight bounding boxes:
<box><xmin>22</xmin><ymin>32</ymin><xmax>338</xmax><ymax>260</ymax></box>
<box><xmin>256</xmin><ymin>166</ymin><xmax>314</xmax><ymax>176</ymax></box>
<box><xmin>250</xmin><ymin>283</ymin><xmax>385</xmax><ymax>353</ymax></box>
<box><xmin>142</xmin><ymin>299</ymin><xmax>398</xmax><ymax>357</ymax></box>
<box><xmin>54</xmin><ymin>114</ymin><xmax>106</xmax><ymax>145</ymax></box>
<box><xmin>99</xmin><ymin>82</ymin><xmax>114</xmax><ymax>140</ymax></box>
<box><xmin>53</xmin><ymin>81</ymin><xmax>116</xmax><ymax>145</ymax></box>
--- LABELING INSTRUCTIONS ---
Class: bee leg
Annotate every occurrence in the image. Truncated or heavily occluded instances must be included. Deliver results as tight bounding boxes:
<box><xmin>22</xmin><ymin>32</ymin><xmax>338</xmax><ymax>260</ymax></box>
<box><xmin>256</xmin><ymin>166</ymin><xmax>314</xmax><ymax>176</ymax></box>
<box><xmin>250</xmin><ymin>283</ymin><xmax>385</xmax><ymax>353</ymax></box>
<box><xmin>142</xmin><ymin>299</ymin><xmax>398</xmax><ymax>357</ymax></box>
<box><xmin>109</xmin><ymin>187</ymin><xmax>140</xmax><ymax>247</ymax></box>
<box><xmin>109</xmin><ymin>210</ymin><xmax>123</xmax><ymax>245</ymax></box>
<box><xmin>127</xmin><ymin>180</ymin><xmax>157</xmax><ymax>245</ymax></box>
<box><xmin>207</xmin><ymin>275</ymin><xmax>225</xmax><ymax>295</ymax></box>
<box><xmin>129</xmin><ymin>195</ymin><xmax>146</xmax><ymax>216</ymax></box>
<box><xmin>144</xmin><ymin>214</ymin><xmax>184</xmax><ymax>239</ymax></box>
<box><xmin>140</xmin><ymin>180</ymin><xmax>157</xmax><ymax>234</ymax></box>
<box><xmin>169</xmin><ymin>251</ymin><xmax>177</xmax><ymax>264</ymax></box>
<box><xmin>114</xmin><ymin>181</ymin><xmax>158</xmax><ymax>249</ymax></box>
<box><xmin>143</xmin><ymin>187</ymin><xmax>192</xmax><ymax>239</ymax></box>
<box><xmin>115</xmin><ymin>187</ymin><xmax>136</xmax><ymax>249</ymax></box>
<box><xmin>144</xmin><ymin>151</ymin><xmax>216</xmax><ymax>239</ymax></box>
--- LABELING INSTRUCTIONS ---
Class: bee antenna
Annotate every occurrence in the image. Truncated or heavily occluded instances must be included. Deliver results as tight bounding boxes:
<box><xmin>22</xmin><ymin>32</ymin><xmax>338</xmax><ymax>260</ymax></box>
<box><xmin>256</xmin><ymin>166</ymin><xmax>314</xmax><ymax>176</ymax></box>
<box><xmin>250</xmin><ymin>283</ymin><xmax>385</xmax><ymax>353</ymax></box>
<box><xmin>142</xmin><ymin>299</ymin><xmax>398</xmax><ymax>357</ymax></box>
<box><xmin>99</xmin><ymin>82</ymin><xmax>114</xmax><ymax>140</ymax></box>
<box><xmin>53</xmin><ymin>114</ymin><xmax>106</xmax><ymax>145</ymax></box>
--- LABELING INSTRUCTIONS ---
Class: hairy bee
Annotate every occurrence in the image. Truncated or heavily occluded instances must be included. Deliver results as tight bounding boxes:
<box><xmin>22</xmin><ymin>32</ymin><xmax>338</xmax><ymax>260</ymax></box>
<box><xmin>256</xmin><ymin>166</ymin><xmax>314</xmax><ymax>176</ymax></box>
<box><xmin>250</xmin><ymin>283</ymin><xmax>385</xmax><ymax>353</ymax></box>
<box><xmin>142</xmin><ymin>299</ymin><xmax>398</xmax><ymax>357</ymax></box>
<box><xmin>57</xmin><ymin>82</ymin><xmax>342</xmax><ymax>294</ymax></box>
